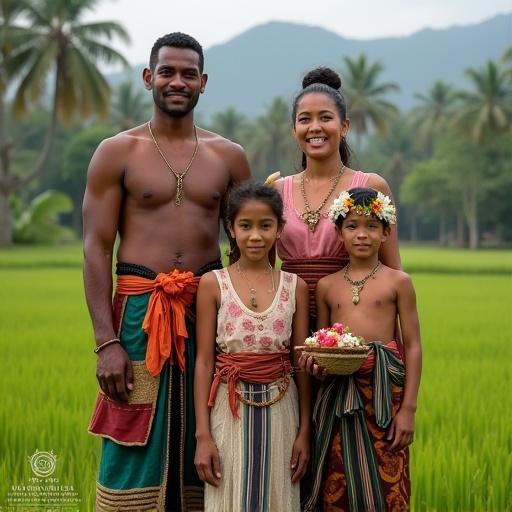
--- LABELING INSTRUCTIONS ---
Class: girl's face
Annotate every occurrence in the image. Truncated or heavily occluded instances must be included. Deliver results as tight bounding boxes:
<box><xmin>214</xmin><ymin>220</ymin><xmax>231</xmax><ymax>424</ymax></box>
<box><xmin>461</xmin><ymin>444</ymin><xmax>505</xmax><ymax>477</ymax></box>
<box><xmin>229</xmin><ymin>200</ymin><xmax>281</xmax><ymax>263</ymax></box>
<box><xmin>294</xmin><ymin>92</ymin><xmax>349</xmax><ymax>161</ymax></box>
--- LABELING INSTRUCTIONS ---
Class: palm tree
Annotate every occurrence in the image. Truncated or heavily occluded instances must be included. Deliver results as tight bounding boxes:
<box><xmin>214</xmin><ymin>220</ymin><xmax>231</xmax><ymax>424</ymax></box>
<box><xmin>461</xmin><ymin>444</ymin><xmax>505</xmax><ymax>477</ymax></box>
<box><xmin>111</xmin><ymin>81</ymin><xmax>151</xmax><ymax>131</ymax></box>
<box><xmin>453</xmin><ymin>60</ymin><xmax>512</xmax><ymax>143</ymax></box>
<box><xmin>209</xmin><ymin>107</ymin><xmax>246</xmax><ymax>144</ymax></box>
<box><xmin>0</xmin><ymin>0</ymin><xmax>129</xmax><ymax>245</ymax></box>
<box><xmin>247</xmin><ymin>97</ymin><xmax>296</xmax><ymax>178</ymax></box>
<box><xmin>342</xmin><ymin>54</ymin><xmax>400</xmax><ymax>151</ymax></box>
<box><xmin>410</xmin><ymin>81</ymin><xmax>457</xmax><ymax>153</ymax></box>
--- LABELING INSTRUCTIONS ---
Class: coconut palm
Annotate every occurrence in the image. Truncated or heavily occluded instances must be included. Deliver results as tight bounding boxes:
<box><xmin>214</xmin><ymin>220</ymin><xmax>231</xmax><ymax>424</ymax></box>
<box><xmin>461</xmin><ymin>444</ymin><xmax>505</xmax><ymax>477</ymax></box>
<box><xmin>453</xmin><ymin>60</ymin><xmax>512</xmax><ymax>143</ymax></box>
<box><xmin>0</xmin><ymin>0</ymin><xmax>129</xmax><ymax>245</ymax></box>
<box><xmin>342</xmin><ymin>54</ymin><xmax>400</xmax><ymax>150</ymax></box>
<box><xmin>410</xmin><ymin>81</ymin><xmax>457</xmax><ymax>152</ymax></box>
<box><xmin>247</xmin><ymin>97</ymin><xmax>296</xmax><ymax>178</ymax></box>
<box><xmin>209</xmin><ymin>107</ymin><xmax>247</xmax><ymax>144</ymax></box>
<box><xmin>111</xmin><ymin>81</ymin><xmax>151</xmax><ymax>131</ymax></box>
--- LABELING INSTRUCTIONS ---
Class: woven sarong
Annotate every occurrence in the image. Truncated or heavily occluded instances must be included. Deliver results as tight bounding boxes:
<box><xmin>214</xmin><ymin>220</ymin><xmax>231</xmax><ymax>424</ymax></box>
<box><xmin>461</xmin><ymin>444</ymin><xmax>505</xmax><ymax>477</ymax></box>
<box><xmin>89</xmin><ymin>260</ymin><xmax>221</xmax><ymax>512</ymax></box>
<box><xmin>281</xmin><ymin>257</ymin><xmax>347</xmax><ymax>320</ymax></box>
<box><xmin>304</xmin><ymin>341</ymin><xmax>410</xmax><ymax>512</ymax></box>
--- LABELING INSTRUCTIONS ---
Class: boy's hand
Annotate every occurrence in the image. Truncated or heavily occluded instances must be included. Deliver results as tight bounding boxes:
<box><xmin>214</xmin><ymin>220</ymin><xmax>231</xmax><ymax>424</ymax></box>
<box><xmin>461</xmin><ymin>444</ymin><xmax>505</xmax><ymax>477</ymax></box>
<box><xmin>194</xmin><ymin>436</ymin><xmax>222</xmax><ymax>486</ymax></box>
<box><xmin>387</xmin><ymin>408</ymin><xmax>415</xmax><ymax>451</ymax></box>
<box><xmin>290</xmin><ymin>431</ymin><xmax>310</xmax><ymax>483</ymax></box>
<box><xmin>298</xmin><ymin>352</ymin><xmax>329</xmax><ymax>381</ymax></box>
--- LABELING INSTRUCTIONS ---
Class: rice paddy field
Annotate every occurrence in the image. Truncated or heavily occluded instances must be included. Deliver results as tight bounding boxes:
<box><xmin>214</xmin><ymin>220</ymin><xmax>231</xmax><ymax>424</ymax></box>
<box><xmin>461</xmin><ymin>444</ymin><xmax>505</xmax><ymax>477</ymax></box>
<box><xmin>0</xmin><ymin>244</ymin><xmax>511</xmax><ymax>511</ymax></box>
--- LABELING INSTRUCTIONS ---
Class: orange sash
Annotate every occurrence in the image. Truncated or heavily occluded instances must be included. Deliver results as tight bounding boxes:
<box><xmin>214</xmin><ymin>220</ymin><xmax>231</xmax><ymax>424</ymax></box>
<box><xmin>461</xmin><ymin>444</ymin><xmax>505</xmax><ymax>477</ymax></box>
<box><xmin>116</xmin><ymin>270</ymin><xmax>198</xmax><ymax>376</ymax></box>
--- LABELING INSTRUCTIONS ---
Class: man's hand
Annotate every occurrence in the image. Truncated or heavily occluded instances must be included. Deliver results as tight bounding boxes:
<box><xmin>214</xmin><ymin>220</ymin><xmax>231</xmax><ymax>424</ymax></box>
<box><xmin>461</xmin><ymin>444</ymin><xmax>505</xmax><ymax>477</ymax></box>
<box><xmin>96</xmin><ymin>343</ymin><xmax>134</xmax><ymax>402</ymax></box>
<box><xmin>195</xmin><ymin>436</ymin><xmax>222</xmax><ymax>487</ymax></box>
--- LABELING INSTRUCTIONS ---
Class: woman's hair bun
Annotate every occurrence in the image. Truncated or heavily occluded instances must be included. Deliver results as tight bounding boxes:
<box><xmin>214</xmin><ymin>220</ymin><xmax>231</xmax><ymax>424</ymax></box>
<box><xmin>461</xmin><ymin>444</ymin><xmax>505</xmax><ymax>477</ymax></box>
<box><xmin>302</xmin><ymin>67</ymin><xmax>342</xmax><ymax>90</ymax></box>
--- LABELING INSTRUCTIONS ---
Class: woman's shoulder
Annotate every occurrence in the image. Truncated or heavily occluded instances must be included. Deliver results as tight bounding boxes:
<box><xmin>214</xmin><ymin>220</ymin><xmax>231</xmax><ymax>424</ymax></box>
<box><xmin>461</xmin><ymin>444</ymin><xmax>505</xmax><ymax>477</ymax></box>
<box><xmin>362</xmin><ymin>171</ymin><xmax>391</xmax><ymax>193</ymax></box>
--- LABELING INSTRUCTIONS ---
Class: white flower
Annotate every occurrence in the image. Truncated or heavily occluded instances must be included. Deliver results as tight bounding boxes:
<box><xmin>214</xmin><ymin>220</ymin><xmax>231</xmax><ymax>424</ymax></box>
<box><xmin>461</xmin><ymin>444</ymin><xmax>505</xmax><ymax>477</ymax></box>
<box><xmin>304</xmin><ymin>336</ymin><xmax>317</xmax><ymax>346</ymax></box>
<box><xmin>328</xmin><ymin>191</ymin><xmax>352</xmax><ymax>222</ymax></box>
<box><xmin>375</xmin><ymin>191</ymin><xmax>397</xmax><ymax>225</ymax></box>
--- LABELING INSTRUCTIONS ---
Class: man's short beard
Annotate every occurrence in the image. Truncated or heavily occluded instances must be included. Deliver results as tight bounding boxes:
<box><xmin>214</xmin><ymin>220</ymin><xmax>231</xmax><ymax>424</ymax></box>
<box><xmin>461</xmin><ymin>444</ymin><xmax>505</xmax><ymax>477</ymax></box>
<box><xmin>154</xmin><ymin>90</ymin><xmax>201</xmax><ymax>118</ymax></box>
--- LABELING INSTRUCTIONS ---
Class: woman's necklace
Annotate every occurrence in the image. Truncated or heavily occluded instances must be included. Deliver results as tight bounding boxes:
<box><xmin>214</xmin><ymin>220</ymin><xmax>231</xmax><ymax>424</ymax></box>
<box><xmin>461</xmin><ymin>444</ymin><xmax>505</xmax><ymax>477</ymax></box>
<box><xmin>147</xmin><ymin>121</ymin><xmax>200</xmax><ymax>206</ymax></box>
<box><xmin>300</xmin><ymin>165</ymin><xmax>345</xmax><ymax>232</ymax></box>
<box><xmin>235</xmin><ymin>262</ymin><xmax>275</xmax><ymax>309</ymax></box>
<box><xmin>343</xmin><ymin>262</ymin><xmax>381</xmax><ymax>305</ymax></box>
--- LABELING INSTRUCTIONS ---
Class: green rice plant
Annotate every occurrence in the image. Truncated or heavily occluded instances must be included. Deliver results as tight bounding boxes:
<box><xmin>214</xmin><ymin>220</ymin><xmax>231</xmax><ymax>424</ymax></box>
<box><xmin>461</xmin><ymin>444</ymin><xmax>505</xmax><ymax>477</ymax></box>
<box><xmin>0</xmin><ymin>258</ymin><xmax>510</xmax><ymax>510</ymax></box>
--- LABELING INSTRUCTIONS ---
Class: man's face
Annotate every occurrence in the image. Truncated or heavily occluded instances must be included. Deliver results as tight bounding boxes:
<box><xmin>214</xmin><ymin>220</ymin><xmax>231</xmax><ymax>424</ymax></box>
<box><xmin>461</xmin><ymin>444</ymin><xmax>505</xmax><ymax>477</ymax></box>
<box><xmin>144</xmin><ymin>46</ymin><xmax>207</xmax><ymax>118</ymax></box>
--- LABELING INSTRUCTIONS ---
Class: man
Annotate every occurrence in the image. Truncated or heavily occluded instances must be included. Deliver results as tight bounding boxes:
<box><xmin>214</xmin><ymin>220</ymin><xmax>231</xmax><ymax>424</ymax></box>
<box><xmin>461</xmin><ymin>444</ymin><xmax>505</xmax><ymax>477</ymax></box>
<box><xmin>83</xmin><ymin>32</ymin><xmax>250</xmax><ymax>511</ymax></box>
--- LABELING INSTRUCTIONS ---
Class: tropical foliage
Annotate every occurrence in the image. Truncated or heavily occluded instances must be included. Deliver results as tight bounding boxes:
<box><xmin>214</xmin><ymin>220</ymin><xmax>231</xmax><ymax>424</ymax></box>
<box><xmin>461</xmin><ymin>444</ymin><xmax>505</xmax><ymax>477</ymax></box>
<box><xmin>1</xmin><ymin>3</ymin><xmax>511</xmax><ymax>250</ymax></box>
<box><xmin>0</xmin><ymin>0</ymin><xmax>129</xmax><ymax>245</ymax></box>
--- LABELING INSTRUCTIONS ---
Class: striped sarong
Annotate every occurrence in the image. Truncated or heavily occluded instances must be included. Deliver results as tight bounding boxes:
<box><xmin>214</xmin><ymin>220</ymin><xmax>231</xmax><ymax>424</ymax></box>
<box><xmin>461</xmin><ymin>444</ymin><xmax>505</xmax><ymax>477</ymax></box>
<box><xmin>89</xmin><ymin>260</ymin><xmax>221</xmax><ymax>512</ymax></box>
<box><xmin>304</xmin><ymin>341</ymin><xmax>410</xmax><ymax>512</ymax></box>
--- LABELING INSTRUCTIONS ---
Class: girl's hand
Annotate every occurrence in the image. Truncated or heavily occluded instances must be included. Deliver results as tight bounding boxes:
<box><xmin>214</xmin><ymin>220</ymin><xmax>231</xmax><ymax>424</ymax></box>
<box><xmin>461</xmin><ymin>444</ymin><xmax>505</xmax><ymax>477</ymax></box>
<box><xmin>298</xmin><ymin>352</ymin><xmax>329</xmax><ymax>380</ymax></box>
<box><xmin>290</xmin><ymin>431</ymin><xmax>310</xmax><ymax>483</ymax></box>
<box><xmin>194</xmin><ymin>436</ymin><xmax>222</xmax><ymax>487</ymax></box>
<box><xmin>386</xmin><ymin>408</ymin><xmax>415</xmax><ymax>452</ymax></box>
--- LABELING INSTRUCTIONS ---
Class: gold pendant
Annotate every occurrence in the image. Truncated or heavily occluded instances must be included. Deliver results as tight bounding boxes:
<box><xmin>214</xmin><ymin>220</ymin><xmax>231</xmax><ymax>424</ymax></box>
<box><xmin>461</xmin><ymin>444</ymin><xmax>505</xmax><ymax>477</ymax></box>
<box><xmin>175</xmin><ymin>174</ymin><xmax>184</xmax><ymax>206</ymax></box>
<box><xmin>300</xmin><ymin>211</ymin><xmax>320</xmax><ymax>232</ymax></box>
<box><xmin>250</xmin><ymin>296</ymin><xmax>258</xmax><ymax>308</ymax></box>
<box><xmin>352</xmin><ymin>285</ymin><xmax>362</xmax><ymax>305</ymax></box>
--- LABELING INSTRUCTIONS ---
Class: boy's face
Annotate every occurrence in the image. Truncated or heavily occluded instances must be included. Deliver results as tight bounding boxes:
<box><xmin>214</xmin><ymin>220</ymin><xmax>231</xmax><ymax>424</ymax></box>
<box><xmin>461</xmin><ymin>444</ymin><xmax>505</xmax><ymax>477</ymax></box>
<box><xmin>337</xmin><ymin>211</ymin><xmax>389</xmax><ymax>258</ymax></box>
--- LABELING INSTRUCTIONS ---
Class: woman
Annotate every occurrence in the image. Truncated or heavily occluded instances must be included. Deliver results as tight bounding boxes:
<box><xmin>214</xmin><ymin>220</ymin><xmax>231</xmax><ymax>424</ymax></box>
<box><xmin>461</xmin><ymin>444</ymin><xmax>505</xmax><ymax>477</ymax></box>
<box><xmin>273</xmin><ymin>67</ymin><xmax>401</xmax><ymax>326</ymax></box>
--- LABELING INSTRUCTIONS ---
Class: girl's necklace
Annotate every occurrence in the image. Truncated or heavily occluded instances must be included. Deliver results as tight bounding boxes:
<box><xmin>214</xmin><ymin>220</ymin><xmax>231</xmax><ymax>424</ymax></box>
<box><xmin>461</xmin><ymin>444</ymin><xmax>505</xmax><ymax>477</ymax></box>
<box><xmin>343</xmin><ymin>262</ymin><xmax>381</xmax><ymax>305</ymax></box>
<box><xmin>235</xmin><ymin>262</ymin><xmax>275</xmax><ymax>309</ymax></box>
<box><xmin>300</xmin><ymin>165</ymin><xmax>345</xmax><ymax>232</ymax></box>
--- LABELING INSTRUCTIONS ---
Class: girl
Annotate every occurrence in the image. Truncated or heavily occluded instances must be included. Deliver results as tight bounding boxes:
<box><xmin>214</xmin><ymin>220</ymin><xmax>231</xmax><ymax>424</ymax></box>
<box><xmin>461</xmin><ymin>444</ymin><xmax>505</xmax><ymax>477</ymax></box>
<box><xmin>272</xmin><ymin>67</ymin><xmax>402</xmax><ymax>328</ymax></box>
<box><xmin>194</xmin><ymin>181</ymin><xmax>311</xmax><ymax>512</ymax></box>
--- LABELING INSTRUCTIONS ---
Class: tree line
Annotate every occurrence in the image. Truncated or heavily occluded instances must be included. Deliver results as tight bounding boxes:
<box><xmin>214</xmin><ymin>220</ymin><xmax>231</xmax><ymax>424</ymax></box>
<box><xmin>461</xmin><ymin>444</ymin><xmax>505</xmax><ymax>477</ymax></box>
<box><xmin>1</xmin><ymin>1</ymin><xmax>511</xmax><ymax>248</ymax></box>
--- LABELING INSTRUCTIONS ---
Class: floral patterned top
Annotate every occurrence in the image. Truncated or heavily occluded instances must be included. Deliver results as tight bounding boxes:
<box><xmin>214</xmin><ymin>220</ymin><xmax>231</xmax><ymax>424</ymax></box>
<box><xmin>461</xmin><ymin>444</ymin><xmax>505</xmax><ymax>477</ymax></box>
<box><xmin>213</xmin><ymin>268</ymin><xmax>297</xmax><ymax>354</ymax></box>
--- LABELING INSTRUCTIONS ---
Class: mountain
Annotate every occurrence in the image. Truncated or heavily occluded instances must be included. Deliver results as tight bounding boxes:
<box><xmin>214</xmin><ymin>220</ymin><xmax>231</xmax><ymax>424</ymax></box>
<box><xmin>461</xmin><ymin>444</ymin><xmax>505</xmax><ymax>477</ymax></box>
<box><xmin>110</xmin><ymin>13</ymin><xmax>511</xmax><ymax>119</ymax></box>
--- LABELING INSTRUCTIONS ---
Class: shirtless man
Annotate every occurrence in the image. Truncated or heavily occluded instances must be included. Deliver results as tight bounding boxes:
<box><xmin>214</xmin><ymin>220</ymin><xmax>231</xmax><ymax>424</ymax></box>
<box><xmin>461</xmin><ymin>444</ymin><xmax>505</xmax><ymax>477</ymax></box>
<box><xmin>83</xmin><ymin>33</ymin><xmax>250</xmax><ymax>512</ymax></box>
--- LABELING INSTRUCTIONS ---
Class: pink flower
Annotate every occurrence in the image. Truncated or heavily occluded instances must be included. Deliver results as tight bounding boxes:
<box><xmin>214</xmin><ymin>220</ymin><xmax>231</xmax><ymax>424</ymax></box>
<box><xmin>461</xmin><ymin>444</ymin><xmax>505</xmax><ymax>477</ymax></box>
<box><xmin>242</xmin><ymin>319</ymin><xmax>255</xmax><ymax>332</ymax></box>
<box><xmin>332</xmin><ymin>323</ymin><xmax>345</xmax><ymax>334</ymax></box>
<box><xmin>228</xmin><ymin>302</ymin><xmax>242</xmax><ymax>318</ymax></box>
<box><xmin>284</xmin><ymin>273</ymin><xmax>292</xmax><ymax>283</ymax></box>
<box><xmin>273</xmin><ymin>319</ymin><xmax>285</xmax><ymax>335</ymax></box>
<box><xmin>318</xmin><ymin>330</ymin><xmax>338</xmax><ymax>347</ymax></box>
<box><xmin>280</xmin><ymin>288</ymin><xmax>290</xmax><ymax>302</ymax></box>
<box><xmin>243</xmin><ymin>334</ymin><xmax>256</xmax><ymax>346</ymax></box>
<box><xmin>259</xmin><ymin>336</ymin><xmax>273</xmax><ymax>348</ymax></box>
<box><xmin>225</xmin><ymin>322</ymin><xmax>235</xmax><ymax>336</ymax></box>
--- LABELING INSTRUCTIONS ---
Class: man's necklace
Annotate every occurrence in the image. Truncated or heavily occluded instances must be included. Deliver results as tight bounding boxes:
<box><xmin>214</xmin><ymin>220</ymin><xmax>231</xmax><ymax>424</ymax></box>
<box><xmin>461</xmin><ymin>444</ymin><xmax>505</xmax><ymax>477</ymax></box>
<box><xmin>235</xmin><ymin>262</ymin><xmax>275</xmax><ymax>309</ymax></box>
<box><xmin>343</xmin><ymin>261</ymin><xmax>381</xmax><ymax>305</ymax></box>
<box><xmin>147</xmin><ymin>121</ymin><xmax>199</xmax><ymax>206</ymax></box>
<box><xmin>300</xmin><ymin>165</ymin><xmax>345</xmax><ymax>232</ymax></box>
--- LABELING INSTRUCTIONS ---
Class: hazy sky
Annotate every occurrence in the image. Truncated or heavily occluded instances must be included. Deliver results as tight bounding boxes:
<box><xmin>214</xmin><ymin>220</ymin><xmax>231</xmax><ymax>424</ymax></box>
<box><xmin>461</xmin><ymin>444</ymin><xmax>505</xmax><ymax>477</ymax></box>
<box><xmin>85</xmin><ymin>0</ymin><xmax>511</xmax><ymax>66</ymax></box>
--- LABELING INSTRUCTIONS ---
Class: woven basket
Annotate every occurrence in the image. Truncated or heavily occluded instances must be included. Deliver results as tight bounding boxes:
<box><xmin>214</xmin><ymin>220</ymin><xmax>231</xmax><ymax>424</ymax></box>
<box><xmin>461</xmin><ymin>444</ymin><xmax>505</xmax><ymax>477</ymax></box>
<box><xmin>299</xmin><ymin>345</ymin><xmax>370</xmax><ymax>375</ymax></box>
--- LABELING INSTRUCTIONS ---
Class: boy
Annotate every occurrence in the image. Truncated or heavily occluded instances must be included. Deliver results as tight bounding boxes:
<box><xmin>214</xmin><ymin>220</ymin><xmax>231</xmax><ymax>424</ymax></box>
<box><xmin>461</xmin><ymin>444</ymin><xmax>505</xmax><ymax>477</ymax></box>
<box><xmin>301</xmin><ymin>187</ymin><xmax>422</xmax><ymax>511</ymax></box>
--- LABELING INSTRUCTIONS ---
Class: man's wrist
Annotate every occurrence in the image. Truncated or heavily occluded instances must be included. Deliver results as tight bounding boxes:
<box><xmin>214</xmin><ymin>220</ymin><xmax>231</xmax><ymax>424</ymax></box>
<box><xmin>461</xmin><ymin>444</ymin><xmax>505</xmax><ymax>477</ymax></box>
<box><xmin>94</xmin><ymin>338</ymin><xmax>121</xmax><ymax>354</ymax></box>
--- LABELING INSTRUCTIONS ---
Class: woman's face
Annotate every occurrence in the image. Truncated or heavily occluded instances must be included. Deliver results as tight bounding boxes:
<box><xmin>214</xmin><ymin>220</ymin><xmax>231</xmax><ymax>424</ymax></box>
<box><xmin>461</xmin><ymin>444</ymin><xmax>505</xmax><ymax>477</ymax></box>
<box><xmin>294</xmin><ymin>92</ymin><xmax>349</xmax><ymax>162</ymax></box>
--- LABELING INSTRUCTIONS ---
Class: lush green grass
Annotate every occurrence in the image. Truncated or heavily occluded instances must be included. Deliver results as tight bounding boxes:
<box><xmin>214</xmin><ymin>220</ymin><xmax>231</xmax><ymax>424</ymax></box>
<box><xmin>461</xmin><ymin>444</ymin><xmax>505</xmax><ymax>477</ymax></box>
<box><xmin>1</xmin><ymin>243</ymin><xmax>511</xmax><ymax>274</ymax></box>
<box><xmin>0</xmin><ymin>247</ymin><xmax>511</xmax><ymax>510</ymax></box>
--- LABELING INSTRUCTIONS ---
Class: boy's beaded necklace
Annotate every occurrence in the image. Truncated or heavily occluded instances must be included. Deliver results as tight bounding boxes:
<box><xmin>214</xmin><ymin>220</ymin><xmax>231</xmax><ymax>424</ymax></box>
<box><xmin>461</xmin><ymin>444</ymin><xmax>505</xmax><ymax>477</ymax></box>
<box><xmin>343</xmin><ymin>262</ymin><xmax>381</xmax><ymax>305</ymax></box>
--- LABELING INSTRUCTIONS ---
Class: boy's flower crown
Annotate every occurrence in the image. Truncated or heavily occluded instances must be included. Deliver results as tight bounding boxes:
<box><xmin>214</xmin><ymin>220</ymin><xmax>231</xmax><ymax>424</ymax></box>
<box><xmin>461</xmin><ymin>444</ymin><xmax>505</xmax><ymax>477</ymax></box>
<box><xmin>328</xmin><ymin>190</ymin><xmax>397</xmax><ymax>225</ymax></box>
